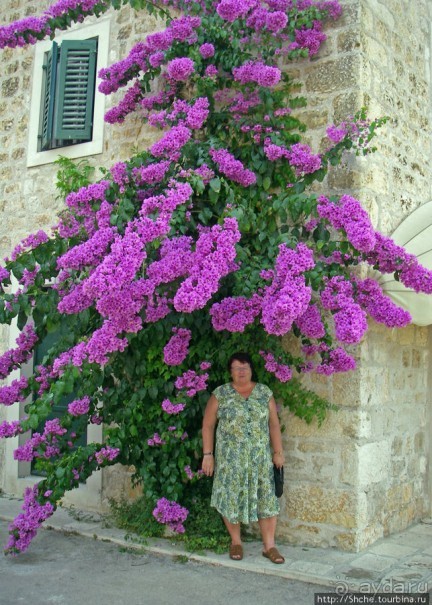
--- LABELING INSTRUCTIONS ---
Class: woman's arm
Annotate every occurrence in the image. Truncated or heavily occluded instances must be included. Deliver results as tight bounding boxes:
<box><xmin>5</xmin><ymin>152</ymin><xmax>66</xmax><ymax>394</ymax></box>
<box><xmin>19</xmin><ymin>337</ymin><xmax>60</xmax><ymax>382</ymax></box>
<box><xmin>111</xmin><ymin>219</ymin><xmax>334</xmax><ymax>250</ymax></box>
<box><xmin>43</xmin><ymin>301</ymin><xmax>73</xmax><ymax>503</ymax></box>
<box><xmin>201</xmin><ymin>394</ymin><xmax>218</xmax><ymax>476</ymax></box>
<box><xmin>268</xmin><ymin>396</ymin><xmax>285</xmax><ymax>469</ymax></box>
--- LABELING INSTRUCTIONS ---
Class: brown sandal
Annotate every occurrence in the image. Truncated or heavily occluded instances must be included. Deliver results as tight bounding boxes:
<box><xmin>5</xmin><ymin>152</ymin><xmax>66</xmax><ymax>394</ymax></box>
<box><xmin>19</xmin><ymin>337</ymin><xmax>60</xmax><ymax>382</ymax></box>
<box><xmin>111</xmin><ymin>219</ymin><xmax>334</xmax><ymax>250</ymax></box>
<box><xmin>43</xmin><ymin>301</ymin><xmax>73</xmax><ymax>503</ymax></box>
<box><xmin>262</xmin><ymin>547</ymin><xmax>285</xmax><ymax>564</ymax></box>
<box><xmin>229</xmin><ymin>543</ymin><xmax>243</xmax><ymax>560</ymax></box>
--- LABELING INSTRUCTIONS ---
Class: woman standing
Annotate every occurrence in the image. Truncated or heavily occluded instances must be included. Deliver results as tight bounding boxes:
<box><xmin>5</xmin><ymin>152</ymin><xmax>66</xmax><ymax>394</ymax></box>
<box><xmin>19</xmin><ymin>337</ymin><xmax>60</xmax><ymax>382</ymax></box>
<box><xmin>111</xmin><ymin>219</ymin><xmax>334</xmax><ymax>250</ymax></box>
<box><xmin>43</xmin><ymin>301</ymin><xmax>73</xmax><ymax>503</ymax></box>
<box><xmin>202</xmin><ymin>352</ymin><xmax>285</xmax><ymax>563</ymax></box>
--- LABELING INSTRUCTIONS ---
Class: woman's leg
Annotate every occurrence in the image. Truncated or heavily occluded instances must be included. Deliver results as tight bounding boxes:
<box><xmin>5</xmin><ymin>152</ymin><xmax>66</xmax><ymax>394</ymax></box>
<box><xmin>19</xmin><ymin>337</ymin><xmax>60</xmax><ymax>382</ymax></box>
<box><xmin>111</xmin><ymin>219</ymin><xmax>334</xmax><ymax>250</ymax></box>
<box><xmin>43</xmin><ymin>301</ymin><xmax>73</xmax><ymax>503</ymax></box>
<box><xmin>259</xmin><ymin>515</ymin><xmax>284</xmax><ymax>562</ymax></box>
<box><xmin>258</xmin><ymin>515</ymin><xmax>277</xmax><ymax>552</ymax></box>
<box><xmin>222</xmin><ymin>516</ymin><xmax>242</xmax><ymax>546</ymax></box>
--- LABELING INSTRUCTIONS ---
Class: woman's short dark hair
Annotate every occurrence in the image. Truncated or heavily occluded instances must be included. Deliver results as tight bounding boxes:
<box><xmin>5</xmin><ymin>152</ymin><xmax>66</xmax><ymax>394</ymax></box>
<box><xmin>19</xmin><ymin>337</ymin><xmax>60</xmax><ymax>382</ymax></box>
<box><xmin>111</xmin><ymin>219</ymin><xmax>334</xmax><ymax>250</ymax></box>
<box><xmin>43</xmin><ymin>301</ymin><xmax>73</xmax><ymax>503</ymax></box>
<box><xmin>227</xmin><ymin>352</ymin><xmax>255</xmax><ymax>375</ymax></box>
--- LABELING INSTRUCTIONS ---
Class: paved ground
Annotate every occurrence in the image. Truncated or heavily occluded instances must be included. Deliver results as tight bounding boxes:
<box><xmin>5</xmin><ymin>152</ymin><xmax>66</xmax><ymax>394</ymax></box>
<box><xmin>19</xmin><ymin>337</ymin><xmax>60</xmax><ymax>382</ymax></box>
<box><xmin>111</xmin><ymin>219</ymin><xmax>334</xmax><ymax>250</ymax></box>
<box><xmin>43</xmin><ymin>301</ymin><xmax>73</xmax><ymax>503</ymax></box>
<box><xmin>0</xmin><ymin>494</ymin><xmax>431</xmax><ymax>604</ymax></box>
<box><xmin>0</xmin><ymin>524</ymin><xmax>330</xmax><ymax>605</ymax></box>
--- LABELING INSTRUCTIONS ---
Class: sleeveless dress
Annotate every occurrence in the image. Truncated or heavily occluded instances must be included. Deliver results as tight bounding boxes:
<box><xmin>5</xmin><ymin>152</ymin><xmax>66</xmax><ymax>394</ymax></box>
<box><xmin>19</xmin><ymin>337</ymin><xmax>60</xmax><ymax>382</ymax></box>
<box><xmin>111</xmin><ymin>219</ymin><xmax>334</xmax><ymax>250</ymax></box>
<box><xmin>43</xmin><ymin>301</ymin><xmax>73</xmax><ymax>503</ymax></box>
<box><xmin>210</xmin><ymin>383</ymin><xmax>279</xmax><ymax>524</ymax></box>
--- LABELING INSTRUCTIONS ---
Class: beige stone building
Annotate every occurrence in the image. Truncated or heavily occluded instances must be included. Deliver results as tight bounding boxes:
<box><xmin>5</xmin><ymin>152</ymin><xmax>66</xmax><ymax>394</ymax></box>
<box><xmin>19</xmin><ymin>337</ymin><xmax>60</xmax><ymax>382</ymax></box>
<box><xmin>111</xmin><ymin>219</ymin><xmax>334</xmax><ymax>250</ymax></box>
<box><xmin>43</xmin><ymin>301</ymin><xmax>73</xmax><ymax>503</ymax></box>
<box><xmin>0</xmin><ymin>0</ymin><xmax>431</xmax><ymax>552</ymax></box>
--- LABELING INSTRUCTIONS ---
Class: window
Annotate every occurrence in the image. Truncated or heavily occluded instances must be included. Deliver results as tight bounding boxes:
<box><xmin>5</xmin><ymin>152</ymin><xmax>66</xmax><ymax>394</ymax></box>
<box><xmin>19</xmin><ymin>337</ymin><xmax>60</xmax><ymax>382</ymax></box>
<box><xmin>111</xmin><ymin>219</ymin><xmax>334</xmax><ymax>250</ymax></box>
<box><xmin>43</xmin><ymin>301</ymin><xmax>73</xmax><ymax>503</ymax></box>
<box><xmin>27</xmin><ymin>18</ymin><xmax>110</xmax><ymax>167</ymax></box>
<box><xmin>39</xmin><ymin>39</ymin><xmax>98</xmax><ymax>152</ymax></box>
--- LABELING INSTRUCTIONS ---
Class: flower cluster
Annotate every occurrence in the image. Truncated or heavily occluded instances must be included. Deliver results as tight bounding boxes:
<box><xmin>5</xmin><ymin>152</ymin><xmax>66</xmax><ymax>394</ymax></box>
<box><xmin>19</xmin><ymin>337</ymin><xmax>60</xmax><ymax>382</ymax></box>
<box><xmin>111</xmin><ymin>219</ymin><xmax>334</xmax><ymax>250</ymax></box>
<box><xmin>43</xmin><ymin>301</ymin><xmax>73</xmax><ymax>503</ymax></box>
<box><xmin>210</xmin><ymin>294</ymin><xmax>262</xmax><ymax>332</ymax></box>
<box><xmin>5</xmin><ymin>485</ymin><xmax>54</xmax><ymax>555</ymax></box>
<box><xmin>216</xmin><ymin>0</ymin><xmax>256</xmax><ymax>22</ymax></box>
<box><xmin>173</xmin><ymin>218</ymin><xmax>241</xmax><ymax>313</ymax></box>
<box><xmin>320</xmin><ymin>276</ymin><xmax>367</xmax><ymax>344</ymax></box>
<box><xmin>152</xmin><ymin>497</ymin><xmax>189</xmax><ymax>533</ymax></box>
<box><xmin>150</xmin><ymin>125</ymin><xmax>192</xmax><ymax>161</ymax></box>
<box><xmin>0</xmin><ymin>377</ymin><xmax>28</xmax><ymax>406</ymax></box>
<box><xmin>232</xmin><ymin>60</ymin><xmax>281</xmax><ymax>88</ymax></box>
<box><xmin>9</xmin><ymin>230</ymin><xmax>49</xmax><ymax>262</ymax></box>
<box><xmin>14</xmin><ymin>418</ymin><xmax>67</xmax><ymax>463</ymax></box>
<box><xmin>175</xmin><ymin>370</ymin><xmax>209</xmax><ymax>397</ymax></box>
<box><xmin>289</xmin><ymin>20</ymin><xmax>327</xmax><ymax>56</ymax></box>
<box><xmin>366</xmin><ymin>233</ymin><xmax>432</xmax><ymax>294</ymax></box>
<box><xmin>260</xmin><ymin>351</ymin><xmax>292</xmax><ymax>382</ymax></box>
<box><xmin>98</xmin><ymin>16</ymin><xmax>201</xmax><ymax>95</ymax></box>
<box><xmin>326</xmin><ymin>113</ymin><xmax>379</xmax><ymax>154</ymax></box>
<box><xmin>295</xmin><ymin>304</ymin><xmax>326</xmax><ymax>339</ymax></box>
<box><xmin>95</xmin><ymin>446</ymin><xmax>120</xmax><ymax>465</ymax></box>
<box><xmin>147</xmin><ymin>433</ymin><xmax>166</xmax><ymax>446</ymax></box>
<box><xmin>209</xmin><ymin>148</ymin><xmax>256</xmax><ymax>186</ymax></box>
<box><xmin>166</xmin><ymin>57</ymin><xmax>195</xmax><ymax>81</ymax></box>
<box><xmin>0</xmin><ymin>420</ymin><xmax>23</xmax><ymax>438</ymax></box>
<box><xmin>355</xmin><ymin>278</ymin><xmax>411</xmax><ymax>328</ymax></box>
<box><xmin>317</xmin><ymin>195</ymin><xmax>376</xmax><ymax>253</ymax></box>
<box><xmin>68</xmin><ymin>396</ymin><xmax>91</xmax><ymax>417</ymax></box>
<box><xmin>0</xmin><ymin>325</ymin><xmax>38</xmax><ymax>380</ymax></box>
<box><xmin>261</xmin><ymin>243</ymin><xmax>314</xmax><ymax>335</ymax></box>
<box><xmin>161</xmin><ymin>399</ymin><xmax>186</xmax><ymax>414</ymax></box>
<box><xmin>264</xmin><ymin>140</ymin><xmax>322</xmax><ymax>175</ymax></box>
<box><xmin>163</xmin><ymin>328</ymin><xmax>192</xmax><ymax>366</ymax></box>
<box><xmin>184</xmin><ymin>465</ymin><xmax>204</xmax><ymax>480</ymax></box>
<box><xmin>302</xmin><ymin>343</ymin><xmax>356</xmax><ymax>375</ymax></box>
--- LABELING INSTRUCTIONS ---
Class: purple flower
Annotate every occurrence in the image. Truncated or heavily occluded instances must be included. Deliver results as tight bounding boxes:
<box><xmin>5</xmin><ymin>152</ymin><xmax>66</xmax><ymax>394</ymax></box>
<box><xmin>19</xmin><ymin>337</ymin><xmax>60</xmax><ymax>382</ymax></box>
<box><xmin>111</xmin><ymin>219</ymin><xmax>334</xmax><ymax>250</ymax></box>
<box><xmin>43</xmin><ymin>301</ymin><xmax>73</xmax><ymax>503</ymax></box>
<box><xmin>261</xmin><ymin>243</ymin><xmax>314</xmax><ymax>335</ymax></box>
<box><xmin>5</xmin><ymin>485</ymin><xmax>54</xmax><ymax>555</ymax></box>
<box><xmin>233</xmin><ymin>60</ymin><xmax>281</xmax><ymax>87</ymax></box>
<box><xmin>287</xmin><ymin>143</ymin><xmax>322</xmax><ymax>175</ymax></box>
<box><xmin>326</xmin><ymin>124</ymin><xmax>347</xmax><ymax>143</ymax></box>
<box><xmin>95</xmin><ymin>446</ymin><xmax>120</xmax><ymax>465</ymax></box>
<box><xmin>173</xmin><ymin>219</ymin><xmax>241</xmax><ymax>313</ymax></box>
<box><xmin>289</xmin><ymin>20</ymin><xmax>327</xmax><ymax>56</ymax></box>
<box><xmin>356</xmin><ymin>278</ymin><xmax>411</xmax><ymax>327</ymax></box>
<box><xmin>317</xmin><ymin>195</ymin><xmax>376</xmax><ymax>253</ymax></box>
<box><xmin>68</xmin><ymin>396</ymin><xmax>91</xmax><ymax>417</ymax></box>
<box><xmin>166</xmin><ymin>57</ymin><xmax>195</xmax><ymax>81</ymax></box>
<box><xmin>205</xmin><ymin>64</ymin><xmax>218</xmax><ymax>77</ymax></box>
<box><xmin>163</xmin><ymin>328</ymin><xmax>192</xmax><ymax>366</ymax></box>
<box><xmin>209</xmin><ymin>148</ymin><xmax>256</xmax><ymax>186</ymax></box>
<box><xmin>150</xmin><ymin>125</ymin><xmax>192</xmax><ymax>161</ymax></box>
<box><xmin>216</xmin><ymin>0</ymin><xmax>255</xmax><ymax>22</ymax></box>
<box><xmin>210</xmin><ymin>294</ymin><xmax>262</xmax><ymax>332</ymax></box>
<box><xmin>175</xmin><ymin>370</ymin><xmax>209</xmax><ymax>397</ymax></box>
<box><xmin>199</xmin><ymin>43</ymin><xmax>215</xmax><ymax>58</ymax></box>
<box><xmin>147</xmin><ymin>433</ymin><xmax>166</xmax><ymax>446</ymax></box>
<box><xmin>0</xmin><ymin>420</ymin><xmax>23</xmax><ymax>438</ymax></box>
<box><xmin>152</xmin><ymin>497</ymin><xmax>188</xmax><ymax>533</ymax></box>
<box><xmin>260</xmin><ymin>351</ymin><xmax>292</xmax><ymax>382</ymax></box>
<box><xmin>295</xmin><ymin>304</ymin><xmax>325</xmax><ymax>339</ymax></box>
<box><xmin>161</xmin><ymin>399</ymin><xmax>186</xmax><ymax>414</ymax></box>
<box><xmin>266</xmin><ymin>10</ymin><xmax>288</xmax><ymax>32</ymax></box>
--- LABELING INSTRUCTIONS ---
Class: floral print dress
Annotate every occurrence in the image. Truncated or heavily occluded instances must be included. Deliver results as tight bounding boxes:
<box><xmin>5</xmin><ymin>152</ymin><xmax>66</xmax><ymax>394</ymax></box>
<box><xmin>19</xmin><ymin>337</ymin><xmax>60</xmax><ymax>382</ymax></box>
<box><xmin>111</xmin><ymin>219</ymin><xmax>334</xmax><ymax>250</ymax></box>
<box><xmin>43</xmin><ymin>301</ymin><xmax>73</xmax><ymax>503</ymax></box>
<box><xmin>210</xmin><ymin>383</ymin><xmax>279</xmax><ymax>523</ymax></box>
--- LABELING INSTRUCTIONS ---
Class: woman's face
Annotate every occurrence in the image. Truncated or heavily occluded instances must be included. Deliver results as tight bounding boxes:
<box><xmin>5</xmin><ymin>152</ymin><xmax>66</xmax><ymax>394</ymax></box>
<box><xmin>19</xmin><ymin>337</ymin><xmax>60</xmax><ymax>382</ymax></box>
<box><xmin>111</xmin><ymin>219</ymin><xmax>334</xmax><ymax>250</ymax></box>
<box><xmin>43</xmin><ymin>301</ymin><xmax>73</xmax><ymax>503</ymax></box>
<box><xmin>230</xmin><ymin>360</ymin><xmax>252</xmax><ymax>383</ymax></box>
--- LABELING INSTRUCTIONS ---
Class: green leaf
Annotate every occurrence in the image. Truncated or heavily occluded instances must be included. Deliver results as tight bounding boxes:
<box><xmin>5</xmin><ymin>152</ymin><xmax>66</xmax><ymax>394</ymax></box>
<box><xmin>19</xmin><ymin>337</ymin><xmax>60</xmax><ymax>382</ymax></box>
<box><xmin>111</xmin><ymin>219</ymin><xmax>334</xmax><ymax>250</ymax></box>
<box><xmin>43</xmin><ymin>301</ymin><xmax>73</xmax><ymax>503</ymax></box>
<box><xmin>28</xmin><ymin>414</ymin><xmax>40</xmax><ymax>430</ymax></box>
<box><xmin>209</xmin><ymin>178</ymin><xmax>221</xmax><ymax>193</ymax></box>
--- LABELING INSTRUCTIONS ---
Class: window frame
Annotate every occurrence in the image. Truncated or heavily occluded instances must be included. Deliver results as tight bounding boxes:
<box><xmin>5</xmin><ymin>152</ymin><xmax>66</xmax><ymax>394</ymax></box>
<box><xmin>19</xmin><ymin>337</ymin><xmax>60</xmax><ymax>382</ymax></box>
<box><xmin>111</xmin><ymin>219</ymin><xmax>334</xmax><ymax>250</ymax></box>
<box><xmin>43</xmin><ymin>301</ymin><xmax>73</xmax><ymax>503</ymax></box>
<box><xmin>27</xmin><ymin>17</ymin><xmax>111</xmax><ymax>168</ymax></box>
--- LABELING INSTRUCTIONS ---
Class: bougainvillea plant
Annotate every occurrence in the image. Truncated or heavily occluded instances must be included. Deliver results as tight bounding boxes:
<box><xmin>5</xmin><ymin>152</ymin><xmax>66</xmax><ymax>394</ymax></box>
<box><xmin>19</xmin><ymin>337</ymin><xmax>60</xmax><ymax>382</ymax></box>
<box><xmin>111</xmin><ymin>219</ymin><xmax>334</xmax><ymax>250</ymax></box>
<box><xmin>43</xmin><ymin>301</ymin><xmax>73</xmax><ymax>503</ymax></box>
<box><xmin>1</xmin><ymin>0</ymin><xmax>431</xmax><ymax>554</ymax></box>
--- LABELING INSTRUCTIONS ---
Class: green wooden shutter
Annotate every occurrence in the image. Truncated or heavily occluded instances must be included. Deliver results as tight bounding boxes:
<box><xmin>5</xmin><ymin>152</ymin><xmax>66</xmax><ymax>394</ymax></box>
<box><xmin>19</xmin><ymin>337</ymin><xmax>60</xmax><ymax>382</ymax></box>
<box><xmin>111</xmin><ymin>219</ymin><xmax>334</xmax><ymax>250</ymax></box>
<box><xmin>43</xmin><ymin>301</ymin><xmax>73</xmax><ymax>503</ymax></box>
<box><xmin>54</xmin><ymin>39</ymin><xmax>98</xmax><ymax>142</ymax></box>
<box><xmin>39</xmin><ymin>41</ymin><xmax>59</xmax><ymax>152</ymax></box>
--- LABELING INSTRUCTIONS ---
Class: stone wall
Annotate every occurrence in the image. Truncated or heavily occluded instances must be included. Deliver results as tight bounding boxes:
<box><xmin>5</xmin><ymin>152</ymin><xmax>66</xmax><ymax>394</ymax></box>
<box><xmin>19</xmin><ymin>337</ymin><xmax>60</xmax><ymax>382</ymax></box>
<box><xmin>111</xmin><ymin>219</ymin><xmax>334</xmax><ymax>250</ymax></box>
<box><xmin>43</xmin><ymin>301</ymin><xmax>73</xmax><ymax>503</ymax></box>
<box><xmin>0</xmin><ymin>0</ymin><xmax>164</xmax><ymax>499</ymax></box>
<box><xmin>277</xmin><ymin>0</ymin><xmax>432</xmax><ymax>551</ymax></box>
<box><xmin>0</xmin><ymin>0</ymin><xmax>431</xmax><ymax>551</ymax></box>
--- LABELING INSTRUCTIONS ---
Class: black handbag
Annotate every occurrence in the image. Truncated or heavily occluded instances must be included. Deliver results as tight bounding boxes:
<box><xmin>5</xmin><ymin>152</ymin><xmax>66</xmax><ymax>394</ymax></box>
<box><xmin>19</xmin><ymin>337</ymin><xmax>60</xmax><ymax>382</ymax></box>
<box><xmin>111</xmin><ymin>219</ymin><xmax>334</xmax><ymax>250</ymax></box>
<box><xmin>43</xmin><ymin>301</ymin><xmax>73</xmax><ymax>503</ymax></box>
<box><xmin>273</xmin><ymin>465</ymin><xmax>284</xmax><ymax>497</ymax></box>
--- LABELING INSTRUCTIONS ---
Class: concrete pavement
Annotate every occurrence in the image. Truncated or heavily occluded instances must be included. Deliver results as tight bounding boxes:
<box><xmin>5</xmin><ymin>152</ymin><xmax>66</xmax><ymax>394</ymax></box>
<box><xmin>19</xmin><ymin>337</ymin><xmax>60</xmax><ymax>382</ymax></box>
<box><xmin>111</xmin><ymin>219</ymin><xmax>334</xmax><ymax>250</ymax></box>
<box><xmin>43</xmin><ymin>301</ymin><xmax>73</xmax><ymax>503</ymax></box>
<box><xmin>0</xmin><ymin>493</ymin><xmax>431</xmax><ymax>594</ymax></box>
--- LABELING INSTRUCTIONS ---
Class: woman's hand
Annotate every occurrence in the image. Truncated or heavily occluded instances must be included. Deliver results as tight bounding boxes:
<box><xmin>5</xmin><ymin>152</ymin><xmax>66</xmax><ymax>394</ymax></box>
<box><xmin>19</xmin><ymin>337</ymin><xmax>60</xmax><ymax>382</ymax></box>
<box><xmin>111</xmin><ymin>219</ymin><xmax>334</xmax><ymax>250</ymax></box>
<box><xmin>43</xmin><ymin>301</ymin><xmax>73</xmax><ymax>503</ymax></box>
<box><xmin>272</xmin><ymin>452</ymin><xmax>284</xmax><ymax>469</ymax></box>
<box><xmin>202</xmin><ymin>454</ymin><xmax>215</xmax><ymax>477</ymax></box>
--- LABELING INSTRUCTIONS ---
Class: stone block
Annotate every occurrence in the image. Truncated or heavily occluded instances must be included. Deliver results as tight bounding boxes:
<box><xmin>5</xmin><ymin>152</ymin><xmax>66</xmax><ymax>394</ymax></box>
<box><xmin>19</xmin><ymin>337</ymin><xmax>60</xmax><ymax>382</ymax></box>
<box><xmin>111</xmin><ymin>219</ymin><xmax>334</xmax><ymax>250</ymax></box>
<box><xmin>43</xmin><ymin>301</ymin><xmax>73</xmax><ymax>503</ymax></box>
<box><xmin>305</xmin><ymin>55</ymin><xmax>359</xmax><ymax>94</ymax></box>
<box><xmin>357</xmin><ymin>440</ymin><xmax>391</xmax><ymax>486</ymax></box>
<box><xmin>332</xmin><ymin>372</ymin><xmax>361</xmax><ymax>408</ymax></box>
<box><xmin>361</xmin><ymin>33</ymin><xmax>389</xmax><ymax>68</ymax></box>
<box><xmin>338</xmin><ymin>28</ymin><xmax>360</xmax><ymax>53</ymax></box>
<box><xmin>339</xmin><ymin>444</ymin><xmax>358</xmax><ymax>485</ymax></box>
<box><xmin>287</xmin><ymin>485</ymin><xmax>358</xmax><ymax>528</ymax></box>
